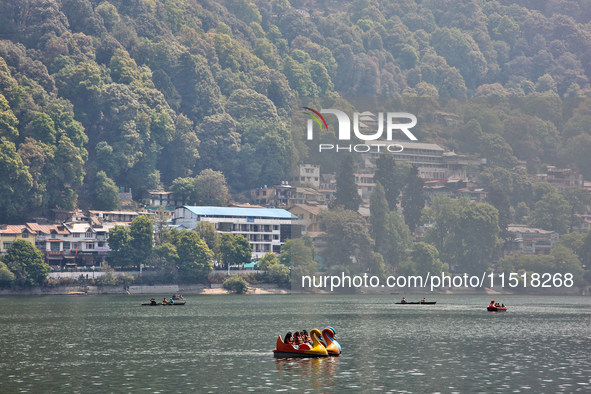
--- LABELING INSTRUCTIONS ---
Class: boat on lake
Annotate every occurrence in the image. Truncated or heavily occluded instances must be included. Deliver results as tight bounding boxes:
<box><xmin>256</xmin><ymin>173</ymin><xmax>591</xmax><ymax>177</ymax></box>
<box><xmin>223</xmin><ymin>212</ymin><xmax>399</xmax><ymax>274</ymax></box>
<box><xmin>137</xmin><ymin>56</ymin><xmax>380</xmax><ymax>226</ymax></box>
<box><xmin>142</xmin><ymin>298</ymin><xmax>186</xmax><ymax>306</ymax></box>
<box><xmin>395</xmin><ymin>298</ymin><xmax>436</xmax><ymax>305</ymax></box>
<box><xmin>319</xmin><ymin>327</ymin><xmax>341</xmax><ymax>356</ymax></box>
<box><xmin>487</xmin><ymin>300</ymin><xmax>507</xmax><ymax>312</ymax></box>
<box><xmin>273</xmin><ymin>328</ymin><xmax>328</xmax><ymax>358</ymax></box>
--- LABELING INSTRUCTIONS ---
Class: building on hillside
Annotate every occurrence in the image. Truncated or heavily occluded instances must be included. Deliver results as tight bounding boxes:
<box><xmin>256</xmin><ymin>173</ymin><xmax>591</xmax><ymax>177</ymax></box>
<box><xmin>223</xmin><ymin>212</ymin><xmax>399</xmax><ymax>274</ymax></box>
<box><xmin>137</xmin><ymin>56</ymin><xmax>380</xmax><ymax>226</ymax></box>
<box><xmin>293</xmin><ymin>187</ymin><xmax>325</xmax><ymax>205</ymax></box>
<box><xmin>354</xmin><ymin>173</ymin><xmax>376</xmax><ymax>200</ymax></box>
<box><xmin>251</xmin><ymin>186</ymin><xmax>276</xmax><ymax>205</ymax></box>
<box><xmin>172</xmin><ymin>206</ymin><xmax>306</xmax><ymax>259</ymax></box>
<box><xmin>142</xmin><ymin>190</ymin><xmax>187</xmax><ymax>207</ymax></box>
<box><xmin>288</xmin><ymin>204</ymin><xmax>328</xmax><ymax>233</ymax></box>
<box><xmin>292</xmin><ymin>164</ymin><xmax>321</xmax><ymax>188</ymax></box>
<box><xmin>0</xmin><ymin>225</ymin><xmax>35</xmax><ymax>253</ymax></box>
<box><xmin>86</xmin><ymin>210</ymin><xmax>148</xmax><ymax>223</ymax></box>
<box><xmin>360</xmin><ymin>140</ymin><xmax>486</xmax><ymax>180</ymax></box>
<box><xmin>26</xmin><ymin>223</ymin><xmax>74</xmax><ymax>267</ymax></box>
<box><xmin>573</xmin><ymin>214</ymin><xmax>591</xmax><ymax>233</ymax></box>
<box><xmin>507</xmin><ymin>225</ymin><xmax>559</xmax><ymax>255</ymax></box>
<box><xmin>545</xmin><ymin>167</ymin><xmax>584</xmax><ymax>192</ymax></box>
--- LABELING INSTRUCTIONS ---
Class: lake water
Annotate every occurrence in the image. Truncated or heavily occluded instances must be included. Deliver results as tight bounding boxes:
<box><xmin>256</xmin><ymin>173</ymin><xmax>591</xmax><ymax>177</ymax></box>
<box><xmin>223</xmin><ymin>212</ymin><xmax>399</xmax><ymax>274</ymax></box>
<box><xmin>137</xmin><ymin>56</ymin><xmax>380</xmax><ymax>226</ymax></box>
<box><xmin>0</xmin><ymin>294</ymin><xmax>589</xmax><ymax>393</ymax></box>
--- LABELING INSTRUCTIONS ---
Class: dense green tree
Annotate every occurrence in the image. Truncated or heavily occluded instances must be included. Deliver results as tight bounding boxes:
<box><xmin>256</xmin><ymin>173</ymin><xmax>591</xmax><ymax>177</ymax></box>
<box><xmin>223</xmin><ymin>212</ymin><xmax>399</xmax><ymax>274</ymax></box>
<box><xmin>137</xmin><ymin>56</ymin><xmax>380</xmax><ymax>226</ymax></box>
<box><xmin>0</xmin><ymin>94</ymin><xmax>18</xmax><ymax>140</ymax></box>
<box><xmin>196</xmin><ymin>222</ymin><xmax>220</xmax><ymax>259</ymax></box>
<box><xmin>0</xmin><ymin>261</ymin><xmax>15</xmax><ymax>288</ymax></box>
<box><xmin>369</xmin><ymin>182</ymin><xmax>389</xmax><ymax>255</ymax></box>
<box><xmin>129</xmin><ymin>215</ymin><xmax>154</xmax><ymax>264</ymax></box>
<box><xmin>91</xmin><ymin>171</ymin><xmax>120</xmax><ymax>210</ymax></box>
<box><xmin>258</xmin><ymin>252</ymin><xmax>279</xmax><ymax>271</ymax></box>
<box><xmin>176</xmin><ymin>230</ymin><xmax>213</xmax><ymax>282</ymax></box>
<box><xmin>279</xmin><ymin>238</ymin><xmax>318</xmax><ymax>286</ymax></box>
<box><xmin>529</xmin><ymin>192</ymin><xmax>570</xmax><ymax>234</ymax></box>
<box><xmin>401</xmin><ymin>166</ymin><xmax>424</xmax><ymax>233</ymax></box>
<box><xmin>220</xmin><ymin>234</ymin><xmax>252</xmax><ymax>269</ymax></box>
<box><xmin>267</xmin><ymin>262</ymin><xmax>290</xmax><ymax>284</ymax></box>
<box><xmin>1</xmin><ymin>138</ymin><xmax>33</xmax><ymax>222</ymax></box>
<box><xmin>562</xmin><ymin>188</ymin><xmax>591</xmax><ymax>233</ymax></box>
<box><xmin>3</xmin><ymin>240</ymin><xmax>49</xmax><ymax>286</ymax></box>
<box><xmin>193</xmin><ymin>169</ymin><xmax>229</xmax><ymax>206</ymax></box>
<box><xmin>374</xmin><ymin>154</ymin><xmax>402</xmax><ymax>210</ymax></box>
<box><xmin>411</xmin><ymin>242</ymin><xmax>447</xmax><ymax>277</ymax></box>
<box><xmin>223</xmin><ymin>275</ymin><xmax>249</xmax><ymax>293</ymax></box>
<box><xmin>331</xmin><ymin>154</ymin><xmax>362</xmax><ymax>212</ymax></box>
<box><xmin>106</xmin><ymin>225</ymin><xmax>132</xmax><ymax>267</ymax></box>
<box><xmin>381</xmin><ymin>210</ymin><xmax>414</xmax><ymax>268</ymax></box>
<box><xmin>318</xmin><ymin>207</ymin><xmax>373</xmax><ymax>272</ymax></box>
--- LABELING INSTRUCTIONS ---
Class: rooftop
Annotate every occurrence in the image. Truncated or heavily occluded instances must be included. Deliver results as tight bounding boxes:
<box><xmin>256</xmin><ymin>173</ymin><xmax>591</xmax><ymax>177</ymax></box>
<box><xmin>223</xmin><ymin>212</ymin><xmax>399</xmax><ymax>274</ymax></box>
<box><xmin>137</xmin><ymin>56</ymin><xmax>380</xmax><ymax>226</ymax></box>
<box><xmin>182</xmin><ymin>206</ymin><xmax>298</xmax><ymax>219</ymax></box>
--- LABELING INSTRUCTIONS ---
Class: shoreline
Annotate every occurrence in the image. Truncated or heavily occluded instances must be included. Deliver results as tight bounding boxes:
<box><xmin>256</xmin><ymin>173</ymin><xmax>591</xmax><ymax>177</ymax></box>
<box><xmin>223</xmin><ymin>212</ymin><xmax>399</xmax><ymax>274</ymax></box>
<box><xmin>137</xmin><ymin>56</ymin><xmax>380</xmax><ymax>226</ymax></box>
<box><xmin>0</xmin><ymin>284</ymin><xmax>586</xmax><ymax>296</ymax></box>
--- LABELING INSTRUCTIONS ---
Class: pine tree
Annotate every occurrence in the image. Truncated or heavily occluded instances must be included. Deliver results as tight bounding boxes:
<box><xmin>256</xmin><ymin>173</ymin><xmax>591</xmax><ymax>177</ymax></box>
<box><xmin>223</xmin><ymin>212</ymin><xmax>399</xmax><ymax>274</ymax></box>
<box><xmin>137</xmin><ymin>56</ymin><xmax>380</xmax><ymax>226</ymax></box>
<box><xmin>331</xmin><ymin>154</ymin><xmax>362</xmax><ymax>212</ymax></box>
<box><xmin>370</xmin><ymin>182</ymin><xmax>389</xmax><ymax>254</ymax></box>
<box><xmin>374</xmin><ymin>154</ymin><xmax>402</xmax><ymax>210</ymax></box>
<box><xmin>401</xmin><ymin>166</ymin><xmax>424</xmax><ymax>233</ymax></box>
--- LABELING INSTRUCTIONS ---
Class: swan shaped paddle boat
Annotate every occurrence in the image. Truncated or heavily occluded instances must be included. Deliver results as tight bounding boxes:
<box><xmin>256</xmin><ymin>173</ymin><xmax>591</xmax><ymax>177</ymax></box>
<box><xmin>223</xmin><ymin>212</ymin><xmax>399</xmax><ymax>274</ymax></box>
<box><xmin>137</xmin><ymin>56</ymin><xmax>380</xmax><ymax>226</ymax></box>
<box><xmin>320</xmin><ymin>326</ymin><xmax>341</xmax><ymax>356</ymax></box>
<box><xmin>273</xmin><ymin>328</ymin><xmax>328</xmax><ymax>358</ymax></box>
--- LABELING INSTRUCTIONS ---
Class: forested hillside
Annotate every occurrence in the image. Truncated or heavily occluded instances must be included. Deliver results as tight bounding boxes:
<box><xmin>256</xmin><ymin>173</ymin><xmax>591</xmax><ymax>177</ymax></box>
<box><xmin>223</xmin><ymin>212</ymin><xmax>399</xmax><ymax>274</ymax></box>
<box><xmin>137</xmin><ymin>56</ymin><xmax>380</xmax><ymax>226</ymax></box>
<box><xmin>1</xmin><ymin>0</ymin><xmax>591</xmax><ymax>223</ymax></box>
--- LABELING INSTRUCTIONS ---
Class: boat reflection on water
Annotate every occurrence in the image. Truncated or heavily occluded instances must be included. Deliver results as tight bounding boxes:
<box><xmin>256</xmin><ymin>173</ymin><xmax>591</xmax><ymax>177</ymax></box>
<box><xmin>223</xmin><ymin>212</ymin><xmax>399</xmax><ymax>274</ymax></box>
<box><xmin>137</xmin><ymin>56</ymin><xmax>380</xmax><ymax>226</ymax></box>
<box><xmin>275</xmin><ymin>356</ymin><xmax>339</xmax><ymax>387</ymax></box>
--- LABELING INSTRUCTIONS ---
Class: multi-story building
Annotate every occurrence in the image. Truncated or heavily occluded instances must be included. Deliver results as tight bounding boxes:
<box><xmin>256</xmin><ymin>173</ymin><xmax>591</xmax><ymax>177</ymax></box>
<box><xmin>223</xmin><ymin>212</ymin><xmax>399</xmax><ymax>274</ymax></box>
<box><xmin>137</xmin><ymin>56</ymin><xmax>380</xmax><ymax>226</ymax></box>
<box><xmin>142</xmin><ymin>190</ymin><xmax>187</xmax><ymax>207</ymax></box>
<box><xmin>288</xmin><ymin>204</ymin><xmax>328</xmax><ymax>233</ymax></box>
<box><xmin>0</xmin><ymin>225</ymin><xmax>35</xmax><ymax>253</ymax></box>
<box><xmin>361</xmin><ymin>140</ymin><xmax>485</xmax><ymax>180</ymax></box>
<box><xmin>292</xmin><ymin>164</ymin><xmax>320</xmax><ymax>188</ymax></box>
<box><xmin>507</xmin><ymin>225</ymin><xmax>559</xmax><ymax>255</ymax></box>
<box><xmin>545</xmin><ymin>167</ymin><xmax>584</xmax><ymax>192</ymax></box>
<box><xmin>26</xmin><ymin>223</ymin><xmax>73</xmax><ymax>267</ymax></box>
<box><xmin>251</xmin><ymin>186</ymin><xmax>276</xmax><ymax>205</ymax></box>
<box><xmin>354</xmin><ymin>173</ymin><xmax>375</xmax><ymax>200</ymax></box>
<box><xmin>172</xmin><ymin>206</ymin><xmax>305</xmax><ymax>259</ymax></box>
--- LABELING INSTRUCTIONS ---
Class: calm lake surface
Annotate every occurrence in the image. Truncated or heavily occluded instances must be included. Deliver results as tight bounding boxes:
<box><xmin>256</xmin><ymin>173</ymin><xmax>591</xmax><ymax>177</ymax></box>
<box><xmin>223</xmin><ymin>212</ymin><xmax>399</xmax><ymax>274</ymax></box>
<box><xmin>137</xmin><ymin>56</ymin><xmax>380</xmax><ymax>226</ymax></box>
<box><xmin>0</xmin><ymin>294</ymin><xmax>589</xmax><ymax>393</ymax></box>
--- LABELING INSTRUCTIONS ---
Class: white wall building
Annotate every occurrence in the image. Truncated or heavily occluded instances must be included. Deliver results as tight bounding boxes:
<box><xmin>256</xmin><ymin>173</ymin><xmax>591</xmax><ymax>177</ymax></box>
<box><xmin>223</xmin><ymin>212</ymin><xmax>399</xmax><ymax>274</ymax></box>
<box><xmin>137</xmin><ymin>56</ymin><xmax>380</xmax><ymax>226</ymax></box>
<box><xmin>172</xmin><ymin>206</ymin><xmax>305</xmax><ymax>259</ymax></box>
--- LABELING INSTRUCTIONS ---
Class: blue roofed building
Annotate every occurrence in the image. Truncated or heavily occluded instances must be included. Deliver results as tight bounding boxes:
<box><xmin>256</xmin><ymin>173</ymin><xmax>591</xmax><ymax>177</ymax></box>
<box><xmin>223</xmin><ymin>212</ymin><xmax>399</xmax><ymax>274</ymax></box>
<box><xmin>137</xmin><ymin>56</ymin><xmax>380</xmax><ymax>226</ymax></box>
<box><xmin>172</xmin><ymin>206</ymin><xmax>306</xmax><ymax>259</ymax></box>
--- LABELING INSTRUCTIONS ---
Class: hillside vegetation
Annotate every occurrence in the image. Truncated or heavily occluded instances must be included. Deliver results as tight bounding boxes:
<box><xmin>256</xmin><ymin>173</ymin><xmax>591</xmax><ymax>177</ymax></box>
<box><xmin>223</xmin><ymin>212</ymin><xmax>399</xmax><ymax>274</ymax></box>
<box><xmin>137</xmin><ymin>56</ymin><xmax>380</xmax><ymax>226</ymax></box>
<box><xmin>1</xmin><ymin>0</ymin><xmax>591</xmax><ymax>222</ymax></box>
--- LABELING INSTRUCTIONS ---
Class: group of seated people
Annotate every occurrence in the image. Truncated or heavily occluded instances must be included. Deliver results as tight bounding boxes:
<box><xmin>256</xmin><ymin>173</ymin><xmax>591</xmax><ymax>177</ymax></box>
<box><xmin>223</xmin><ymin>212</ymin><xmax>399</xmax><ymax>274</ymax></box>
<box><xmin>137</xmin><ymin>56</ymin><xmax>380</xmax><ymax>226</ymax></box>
<box><xmin>283</xmin><ymin>330</ymin><xmax>313</xmax><ymax>347</ymax></box>
<box><xmin>489</xmin><ymin>300</ymin><xmax>505</xmax><ymax>307</ymax></box>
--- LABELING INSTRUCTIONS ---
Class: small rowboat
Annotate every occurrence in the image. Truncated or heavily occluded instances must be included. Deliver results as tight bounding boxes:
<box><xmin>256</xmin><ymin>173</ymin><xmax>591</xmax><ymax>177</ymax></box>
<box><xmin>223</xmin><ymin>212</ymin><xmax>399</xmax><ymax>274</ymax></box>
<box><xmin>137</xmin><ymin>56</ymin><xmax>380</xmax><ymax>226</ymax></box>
<box><xmin>141</xmin><ymin>302</ymin><xmax>186</xmax><ymax>306</ymax></box>
<box><xmin>487</xmin><ymin>305</ymin><xmax>507</xmax><ymax>312</ymax></box>
<box><xmin>395</xmin><ymin>301</ymin><xmax>436</xmax><ymax>304</ymax></box>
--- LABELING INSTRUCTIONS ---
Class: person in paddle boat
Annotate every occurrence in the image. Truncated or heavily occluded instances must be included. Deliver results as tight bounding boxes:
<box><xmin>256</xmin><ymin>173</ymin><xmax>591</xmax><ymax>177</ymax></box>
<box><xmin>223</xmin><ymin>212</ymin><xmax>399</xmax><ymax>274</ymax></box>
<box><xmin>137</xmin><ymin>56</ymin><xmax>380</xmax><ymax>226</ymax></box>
<box><xmin>401</xmin><ymin>297</ymin><xmax>407</xmax><ymax>304</ymax></box>
<box><xmin>150</xmin><ymin>298</ymin><xmax>157</xmax><ymax>305</ymax></box>
<box><xmin>284</xmin><ymin>332</ymin><xmax>293</xmax><ymax>345</ymax></box>
<box><xmin>421</xmin><ymin>298</ymin><xmax>426</xmax><ymax>303</ymax></box>
<box><xmin>302</xmin><ymin>330</ymin><xmax>312</xmax><ymax>345</ymax></box>
<box><xmin>489</xmin><ymin>299</ymin><xmax>495</xmax><ymax>307</ymax></box>
<box><xmin>169</xmin><ymin>298</ymin><xmax>174</xmax><ymax>304</ymax></box>
<box><xmin>162</xmin><ymin>297</ymin><xmax>168</xmax><ymax>305</ymax></box>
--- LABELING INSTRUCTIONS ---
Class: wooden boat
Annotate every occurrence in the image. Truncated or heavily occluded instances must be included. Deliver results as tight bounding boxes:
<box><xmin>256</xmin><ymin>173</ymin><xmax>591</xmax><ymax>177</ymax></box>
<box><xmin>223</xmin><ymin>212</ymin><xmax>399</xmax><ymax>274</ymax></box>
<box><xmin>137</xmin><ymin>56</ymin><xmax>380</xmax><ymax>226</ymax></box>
<box><xmin>141</xmin><ymin>302</ymin><xmax>186</xmax><ymax>306</ymax></box>
<box><xmin>395</xmin><ymin>301</ymin><xmax>436</xmax><ymax>304</ymax></box>
<box><xmin>273</xmin><ymin>328</ymin><xmax>328</xmax><ymax>358</ymax></box>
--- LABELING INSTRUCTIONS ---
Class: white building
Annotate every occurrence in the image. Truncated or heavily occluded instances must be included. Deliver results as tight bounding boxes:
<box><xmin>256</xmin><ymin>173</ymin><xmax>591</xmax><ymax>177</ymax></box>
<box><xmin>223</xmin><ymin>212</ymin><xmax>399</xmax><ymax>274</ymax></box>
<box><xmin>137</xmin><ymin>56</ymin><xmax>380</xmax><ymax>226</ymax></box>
<box><xmin>172</xmin><ymin>206</ymin><xmax>305</xmax><ymax>259</ymax></box>
<box><xmin>292</xmin><ymin>164</ymin><xmax>320</xmax><ymax>188</ymax></box>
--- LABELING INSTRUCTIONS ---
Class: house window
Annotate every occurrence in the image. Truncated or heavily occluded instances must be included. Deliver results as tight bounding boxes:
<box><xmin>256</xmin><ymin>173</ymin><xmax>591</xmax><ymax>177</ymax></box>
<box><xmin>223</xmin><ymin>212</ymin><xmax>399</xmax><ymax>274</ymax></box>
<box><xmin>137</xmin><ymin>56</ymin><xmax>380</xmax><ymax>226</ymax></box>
<box><xmin>51</xmin><ymin>233</ymin><xmax>57</xmax><ymax>239</ymax></box>
<box><xmin>85</xmin><ymin>231</ymin><xmax>92</xmax><ymax>238</ymax></box>
<box><xmin>3</xmin><ymin>242</ymin><xmax>12</xmax><ymax>249</ymax></box>
<box><xmin>63</xmin><ymin>242</ymin><xmax>70</xmax><ymax>250</ymax></box>
<box><xmin>73</xmin><ymin>233</ymin><xmax>80</xmax><ymax>238</ymax></box>
<box><xmin>86</xmin><ymin>242</ymin><xmax>94</xmax><ymax>250</ymax></box>
<box><xmin>21</xmin><ymin>233</ymin><xmax>29</xmax><ymax>238</ymax></box>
